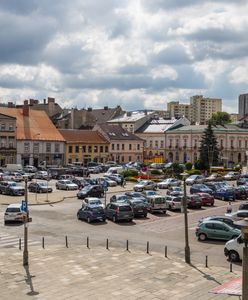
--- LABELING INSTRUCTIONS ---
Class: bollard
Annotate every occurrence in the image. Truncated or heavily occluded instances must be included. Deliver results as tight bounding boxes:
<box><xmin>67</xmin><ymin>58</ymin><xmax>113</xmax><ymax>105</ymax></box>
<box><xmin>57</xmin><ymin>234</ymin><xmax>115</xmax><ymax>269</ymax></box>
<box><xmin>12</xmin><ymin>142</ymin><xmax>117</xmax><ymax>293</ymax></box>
<box><xmin>106</xmin><ymin>238</ymin><xmax>109</xmax><ymax>250</ymax></box>
<box><xmin>205</xmin><ymin>255</ymin><xmax>208</xmax><ymax>268</ymax></box>
<box><xmin>87</xmin><ymin>236</ymin><xmax>89</xmax><ymax>249</ymax></box>
<box><xmin>165</xmin><ymin>246</ymin><xmax>167</xmax><ymax>258</ymax></box>
<box><xmin>19</xmin><ymin>238</ymin><xmax>21</xmax><ymax>250</ymax></box>
<box><xmin>230</xmin><ymin>260</ymin><xmax>233</xmax><ymax>272</ymax></box>
<box><xmin>65</xmin><ymin>235</ymin><xmax>68</xmax><ymax>248</ymax></box>
<box><xmin>42</xmin><ymin>237</ymin><xmax>45</xmax><ymax>249</ymax></box>
<box><xmin>147</xmin><ymin>241</ymin><xmax>149</xmax><ymax>254</ymax></box>
<box><xmin>126</xmin><ymin>240</ymin><xmax>129</xmax><ymax>251</ymax></box>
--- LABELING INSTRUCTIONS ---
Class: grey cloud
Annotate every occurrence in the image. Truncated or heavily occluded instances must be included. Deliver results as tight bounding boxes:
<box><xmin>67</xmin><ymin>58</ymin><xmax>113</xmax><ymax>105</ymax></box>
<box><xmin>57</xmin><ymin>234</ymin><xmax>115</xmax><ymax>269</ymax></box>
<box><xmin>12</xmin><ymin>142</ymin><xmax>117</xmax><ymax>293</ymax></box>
<box><xmin>118</xmin><ymin>64</ymin><xmax>149</xmax><ymax>75</ymax></box>
<box><xmin>0</xmin><ymin>0</ymin><xmax>39</xmax><ymax>15</ymax></box>
<box><xmin>153</xmin><ymin>45</ymin><xmax>191</xmax><ymax>65</ymax></box>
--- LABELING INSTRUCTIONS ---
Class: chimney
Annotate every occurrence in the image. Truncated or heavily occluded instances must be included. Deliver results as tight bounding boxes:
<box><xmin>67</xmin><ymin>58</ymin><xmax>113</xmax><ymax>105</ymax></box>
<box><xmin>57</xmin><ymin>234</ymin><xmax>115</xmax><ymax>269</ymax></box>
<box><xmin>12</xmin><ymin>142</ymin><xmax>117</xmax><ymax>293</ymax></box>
<box><xmin>43</xmin><ymin>99</ymin><xmax>46</xmax><ymax>104</ymax></box>
<box><xmin>48</xmin><ymin>97</ymin><xmax>55</xmax><ymax>103</ymax></box>
<box><xmin>104</xmin><ymin>106</ymin><xmax>108</xmax><ymax>110</ymax></box>
<box><xmin>8</xmin><ymin>102</ymin><xmax>13</xmax><ymax>108</ymax></box>
<box><xmin>24</xmin><ymin>100</ymin><xmax>28</xmax><ymax>106</ymax></box>
<box><xmin>87</xmin><ymin>107</ymin><xmax>92</xmax><ymax>111</ymax></box>
<box><xmin>23</xmin><ymin>105</ymin><xmax>29</xmax><ymax>117</ymax></box>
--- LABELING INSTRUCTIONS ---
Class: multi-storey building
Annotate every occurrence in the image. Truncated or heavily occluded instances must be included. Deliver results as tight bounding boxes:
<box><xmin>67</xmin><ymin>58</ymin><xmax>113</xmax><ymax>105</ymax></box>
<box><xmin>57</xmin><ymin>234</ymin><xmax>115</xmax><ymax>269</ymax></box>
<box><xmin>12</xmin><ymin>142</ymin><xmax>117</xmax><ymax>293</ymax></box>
<box><xmin>94</xmin><ymin>124</ymin><xmax>144</xmax><ymax>163</ymax></box>
<box><xmin>107</xmin><ymin>110</ymin><xmax>155</xmax><ymax>133</ymax></box>
<box><xmin>0</xmin><ymin>113</ymin><xmax>17</xmax><ymax>166</ymax></box>
<box><xmin>0</xmin><ymin>106</ymin><xmax>65</xmax><ymax>167</ymax></box>
<box><xmin>135</xmin><ymin>117</ymin><xmax>190</xmax><ymax>163</ymax></box>
<box><xmin>59</xmin><ymin>130</ymin><xmax>109</xmax><ymax>165</ymax></box>
<box><xmin>238</xmin><ymin>93</ymin><xmax>248</xmax><ymax>119</ymax></box>
<box><xmin>165</xmin><ymin>124</ymin><xmax>248</xmax><ymax>167</ymax></box>
<box><xmin>167</xmin><ymin>96</ymin><xmax>222</xmax><ymax>124</ymax></box>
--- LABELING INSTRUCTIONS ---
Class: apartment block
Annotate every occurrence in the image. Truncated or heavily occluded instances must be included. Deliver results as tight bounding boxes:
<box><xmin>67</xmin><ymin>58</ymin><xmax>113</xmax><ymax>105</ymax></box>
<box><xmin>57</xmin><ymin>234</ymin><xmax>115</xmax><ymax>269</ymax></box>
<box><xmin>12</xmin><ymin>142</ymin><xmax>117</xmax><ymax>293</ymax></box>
<box><xmin>239</xmin><ymin>93</ymin><xmax>248</xmax><ymax>119</ymax></box>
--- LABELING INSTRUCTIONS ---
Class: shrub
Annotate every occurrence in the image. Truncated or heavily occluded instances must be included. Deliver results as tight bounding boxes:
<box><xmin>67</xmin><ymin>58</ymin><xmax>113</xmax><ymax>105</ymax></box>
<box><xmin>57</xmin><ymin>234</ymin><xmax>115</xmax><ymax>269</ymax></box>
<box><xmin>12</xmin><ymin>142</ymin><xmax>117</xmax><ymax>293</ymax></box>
<box><xmin>121</xmin><ymin>170</ymin><xmax>139</xmax><ymax>178</ymax></box>
<box><xmin>186</xmin><ymin>169</ymin><xmax>201</xmax><ymax>175</ymax></box>
<box><xmin>185</xmin><ymin>162</ymin><xmax>193</xmax><ymax>171</ymax></box>
<box><xmin>125</xmin><ymin>176</ymin><xmax>138</xmax><ymax>182</ymax></box>
<box><xmin>150</xmin><ymin>169</ymin><xmax>162</xmax><ymax>175</ymax></box>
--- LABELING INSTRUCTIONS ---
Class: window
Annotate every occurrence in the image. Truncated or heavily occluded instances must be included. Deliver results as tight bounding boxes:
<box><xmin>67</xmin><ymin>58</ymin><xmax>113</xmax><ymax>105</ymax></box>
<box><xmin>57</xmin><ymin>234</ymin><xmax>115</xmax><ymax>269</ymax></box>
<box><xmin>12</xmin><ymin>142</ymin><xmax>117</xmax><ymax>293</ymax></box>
<box><xmin>121</xmin><ymin>156</ymin><xmax>124</xmax><ymax>162</ymax></box>
<box><xmin>1</xmin><ymin>123</ymin><xmax>5</xmax><ymax>131</ymax></box>
<box><xmin>46</xmin><ymin>143</ymin><xmax>51</xmax><ymax>153</ymax></box>
<box><xmin>129</xmin><ymin>156</ymin><xmax>132</xmax><ymax>161</ymax></box>
<box><xmin>94</xmin><ymin>146</ymin><xmax>98</xmax><ymax>153</ymax></box>
<box><xmin>8</xmin><ymin>123</ymin><xmax>14</xmax><ymax>131</ymax></box>
<box><xmin>122</xmin><ymin>144</ymin><xmax>124</xmax><ymax>150</ymax></box>
<box><xmin>100</xmin><ymin>146</ymin><xmax>103</xmax><ymax>152</ymax></box>
<box><xmin>75</xmin><ymin>145</ymin><xmax>79</xmax><ymax>153</ymax></box>
<box><xmin>82</xmin><ymin>146</ymin><xmax>86</xmax><ymax>153</ymax></box>
<box><xmin>137</xmin><ymin>144</ymin><xmax>140</xmax><ymax>150</ymax></box>
<box><xmin>231</xmin><ymin>140</ymin><xmax>234</xmax><ymax>148</ymax></box>
<box><xmin>117</xmin><ymin>144</ymin><xmax>120</xmax><ymax>150</ymax></box>
<box><xmin>24</xmin><ymin>142</ymin><xmax>30</xmax><ymax>153</ymax></box>
<box><xmin>155</xmin><ymin>141</ymin><xmax>158</xmax><ymax>148</ymax></box>
<box><xmin>55</xmin><ymin>143</ymin><xmax>60</xmax><ymax>153</ymax></box>
<box><xmin>160</xmin><ymin>141</ymin><xmax>164</xmax><ymax>148</ymax></box>
<box><xmin>88</xmin><ymin>146</ymin><xmax>92</xmax><ymax>152</ymax></box>
<box><xmin>129</xmin><ymin>144</ymin><xmax>132</xmax><ymax>150</ymax></box>
<box><xmin>239</xmin><ymin>140</ymin><xmax>242</xmax><ymax>148</ymax></box>
<box><xmin>149</xmin><ymin>141</ymin><xmax>153</xmax><ymax>148</ymax></box>
<box><xmin>112</xmin><ymin>144</ymin><xmax>115</xmax><ymax>150</ymax></box>
<box><xmin>34</xmin><ymin>142</ymin><xmax>39</xmax><ymax>153</ymax></box>
<box><xmin>246</xmin><ymin>141</ymin><xmax>248</xmax><ymax>148</ymax></box>
<box><xmin>105</xmin><ymin>146</ymin><xmax>108</xmax><ymax>152</ymax></box>
<box><xmin>220</xmin><ymin>140</ymin><xmax>223</xmax><ymax>148</ymax></box>
<box><xmin>69</xmin><ymin>146</ymin><xmax>73</xmax><ymax>153</ymax></box>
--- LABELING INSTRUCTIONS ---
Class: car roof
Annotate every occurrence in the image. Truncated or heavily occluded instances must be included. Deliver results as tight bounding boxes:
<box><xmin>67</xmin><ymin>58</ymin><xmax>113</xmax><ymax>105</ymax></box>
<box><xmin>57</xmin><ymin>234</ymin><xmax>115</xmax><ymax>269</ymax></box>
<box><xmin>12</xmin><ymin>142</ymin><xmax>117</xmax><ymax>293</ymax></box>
<box><xmin>205</xmin><ymin>215</ymin><xmax>232</xmax><ymax>220</ymax></box>
<box><xmin>201</xmin><ymin>220</ymin><xmax>229</xmax><ymax>225</ymax></box>
<box><xmin>112</xmin><ymin>202</ymin><xmax>130</xmax><ymax>206</ymax></box>
<box><xmin>86</xmin><ymin>197</ymin><xmax>101</xmax><ymax>201</ymax></box>
<box><xmin>7</xmin><ymin>203</ymin><xmax>22</xmax><ymax>208</ymax></box>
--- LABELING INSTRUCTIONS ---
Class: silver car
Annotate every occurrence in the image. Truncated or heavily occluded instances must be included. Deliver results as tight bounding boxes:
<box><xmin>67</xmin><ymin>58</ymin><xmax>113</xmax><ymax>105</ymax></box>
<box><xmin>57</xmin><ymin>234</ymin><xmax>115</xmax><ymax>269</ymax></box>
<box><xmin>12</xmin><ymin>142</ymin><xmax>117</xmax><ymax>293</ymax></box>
<box><xmin>166</xmin><ymin>195</ymin><xmax>183</xmax><ymax>210</ymax></box>
<box><xmin>56</xmin><ymin>180</ymin><xmax>78</xmax><ymax>190</ymax></box>
<box><xmin>133</xmin><ymin>180</ymin><xmax>157</xmax><ymax>192</ymax></box>
<box><xmin>157</xmin><ymin>178</ymin><xmax>181</xmax><ymax>189</ymax></box>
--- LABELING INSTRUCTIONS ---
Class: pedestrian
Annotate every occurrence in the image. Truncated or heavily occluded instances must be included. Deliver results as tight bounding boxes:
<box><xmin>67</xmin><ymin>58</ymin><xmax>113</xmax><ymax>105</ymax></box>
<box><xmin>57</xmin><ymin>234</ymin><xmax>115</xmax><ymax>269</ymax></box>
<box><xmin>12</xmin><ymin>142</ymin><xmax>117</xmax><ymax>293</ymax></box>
<box><xmin>122</xmin><ymin>178</ymin><xmax>126</xmax><ymax>188</ymax></box>
<box><xmin>226</xmin><ymin>202</ymin><xmax>232</xmax><ymax>214</ymax></box>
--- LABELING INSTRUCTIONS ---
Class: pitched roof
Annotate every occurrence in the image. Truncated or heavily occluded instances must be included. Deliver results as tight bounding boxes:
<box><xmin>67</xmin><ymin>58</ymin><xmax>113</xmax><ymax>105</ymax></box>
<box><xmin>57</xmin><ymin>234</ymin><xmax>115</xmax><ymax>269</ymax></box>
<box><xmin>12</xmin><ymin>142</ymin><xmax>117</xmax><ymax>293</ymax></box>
<box><xmin>89</xmin><ymin>107</ymin><xmax>123</xmax><ymax>123</ymax></box>
<box><xmin>0</xmin><ymin>107</ymin><xmax>65</xmax><ymax>141</ymax></box>
<box><xmin>59</xmin><ymin>129</ymin><xmax>109</xmax><ymax>144</ymax></box>
<box><xmin>169</xmin><ymin>124</ymin><xmax>248</xmax><ymax>133</ymax></box>
<box><xmin>97</xmin><ymin>124</ymin><xmax>144</xmax><ymax>141</ymax></box>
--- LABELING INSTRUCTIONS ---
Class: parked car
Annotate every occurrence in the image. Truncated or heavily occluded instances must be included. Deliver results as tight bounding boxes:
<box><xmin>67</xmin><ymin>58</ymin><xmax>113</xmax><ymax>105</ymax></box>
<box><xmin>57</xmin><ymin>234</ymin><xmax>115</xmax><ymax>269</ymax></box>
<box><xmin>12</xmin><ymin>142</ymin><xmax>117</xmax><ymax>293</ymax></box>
<box><xmin>110</xmin><ymin>194</ymin><xmax>129</xmax><ymax>203</ymax></box>
<box><xmin>98</xmin><ymin>177</ymin><xmax>117</xmax><ymax>187</ymax></box>
<box><xmin>4</xmin><ymin>203</ymin><xmax>27</xmax><ymax>224</ymax></box>
<box><xmin>0</xmin><ymin>181</ymin><xmax>25</xmax><ymax>196</ymax></box>
<box><xmin>190</xmin><ymin>184</ymin><xmax>213</xmax><ymax>195</ymax></box>
<box><xmin>5</xmin><ymin>171</ymin><xmax>23</xmax><ymax>182</ymax></box>
<box><xmin>195</xmin><ymin>220</ymin><xmax>240</xmax><ymax>241</ymax></box>
<box><xmin>24</xmin><ymin>165</ymin><xmax>37</xmax><ymax>173</ymax></box>
<box><xmin>237</xmin><ymin>177</ymin><xmax>248</xmax><ymax>186</ymax></box>
<box><xmin>157</xmin><ymin>178</ymin><xmax>181</xmax><ymax>189</ymax></box>
<box><xmin>223</xmin><ymin>171</ymin><xmax>240</xmax><ymax>181</ymax></box>
<box><xmin>77</xmin><ymin>185</ymin><xmax>104</xmax><ymax>199</ymax></box>
<box><xmin>234</xmin><ymin>186</ymin><xmax>247</xmax><ymax>200</ymax></box>
<box><xmin>28</xmin><ymin>182</ymin><xmax>53</xmax><ymax>193</ymax></box>
<box><xmin>239</xmin><ymin>202</ymin><xmax>248</xmax><ymax>210</ymax></box>
<box><xmin>105</xmin><ymin>202</ymin><xmax>134</xmax><ymax>222</ymax></box>
<box><xmin>142</xmin><ymin>190</ymin><xmax>160</xmax><ymax>200</ymax></box>
<box><xmin>147</xmin><ymin>195</ymin><xmax>167</xmax><ymax>214</ymax></box>
<box><xmin>185</xmin><ymin>175</ymin><xmax>205</xmax><ymax>185</ymax></box>
<box><xmin>77</xmin><ymin>205</ymin><xmax>106</xmax><ymax>223</ymax></box>
<box><xmin>199</xmin><ymin>215</ymin><xmax>241</xmax><ymax>229</ymax></box>
<box><xmin>226</xmin><ymin>210</ymin><xmax>248</xmax><ymax>220</ymax></box>
<box><xmin>187</xmin><ymin>194</ymin><xmax>202</xmax><ymax>209</ymax></box>
<box><xmin>125</xmin><ymin>191</ymin><xmax>147</xmax><ymax>201</ymax></box>
<box><xmin>166</xmin><ymin>186</ymin><xmax>183</xmax><ymax>196</ymax></box>
<box><xmin>56</xmin><ymin>180</ymin><xmax>78</xmax><ymax>190</ymax></box>
<box><xmin>72</xmin><ymin>178</ymin><xmax>89</xmax><ymax>189</ymax></box>
<box><xmin>133</xmin><ymin>180</ymin><xmax>157</xmax><ymax>192</ymax></box>
<box><xmin>82</xmin><ymin>197</ymin><xmax>104</xmax><ymax>207</ymax></box>
<box><xmin>205</xmin><ymin>173</ymin><xmax>224</xmax><ymax>182</ymax></box>
<box><xmin>224</xmin><ymin>235</ymin><xmax>243</xmax><ymax>261</ymax></box>
<box><xmin>214</xmin><ymin>187</ymin><xmax>236</xmax><ymax>201</ymax></box>
<box><xmin>166</xmin><ymin>195</ymin><xmax>182</xmax><ymax>211</ymax></box>
<box><xmin>35</xmin><ymin>171</ymin><xmax>49</xmax><ymax>180</ymax></box>
<box><xmin>197</xmin><ymin>193</ymin><xmax>214</xmax><ymax>206</ymax></box>
<box><xmin>127</xmin><ymin>199</ymin><xmax>148</xmax><ymax>217</ymax></box>
<box><xmin>104</xmin><ymin>174</ymin><xmax>123</xmax><ymax>185</ymax></box>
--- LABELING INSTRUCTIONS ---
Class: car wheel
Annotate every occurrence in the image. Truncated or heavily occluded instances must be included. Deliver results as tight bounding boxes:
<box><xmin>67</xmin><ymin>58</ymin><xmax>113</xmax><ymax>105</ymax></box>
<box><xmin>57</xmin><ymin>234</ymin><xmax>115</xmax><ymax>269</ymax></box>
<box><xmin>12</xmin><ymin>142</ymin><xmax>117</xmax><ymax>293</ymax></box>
<box><xmin>113</xmin><ymin>215</ymin><xmax>117</xmax><ymax>222</ymax></box>
<box><xmin>211</xmin><ymin>203</ymin><xmax>214</xmax><ymax>206</ymax></box>
<box><xmin>77</xmin><ymin>213</ymin><xmax>80</xmax><ymax>220</ymax></box>
<box><xmin>163</xmin><ymin>210</ymin><xmax>166</xmax><ymax>214</ymax></box>
<box><xmin>66</xmin><ymin>187</ymin><xmax>69</xmax><ymax>191</ymax></box>
<box><xmin>87</xmin><ymin>217</ymin><xmax>91</xmax><ymax>223</ymax></box>
<box><xmin>228</xmin><ymin>250</ymin><xmax>240</xmax><ymax>262</ymax></box>
<box><xmin>222</xmin><ymin>197</ymin><xmax>225</xmax><ymax>201</ymax></box>
<box><xmin>56</xmin><ymin>186</ymin><xmax>59</xmax><ymax>190</ymax></box>
<box><xmin>102</xmin><ymin>218</ymin><xmax>106</xmax><ymax>222</ymax></box>
<box><xmin>198</xmin><ymin>233</ymin><xmax>207</xmax><ymax>241</ymax></box>
<box><xmin>144</xmin><ymin>213</ymin><xmax>147</xmax><ymax>218</ymax></box>
<box><xmin>39</xmin><ymin>189</ymin><xmax>42</xmax><ymax>193</ymax></box>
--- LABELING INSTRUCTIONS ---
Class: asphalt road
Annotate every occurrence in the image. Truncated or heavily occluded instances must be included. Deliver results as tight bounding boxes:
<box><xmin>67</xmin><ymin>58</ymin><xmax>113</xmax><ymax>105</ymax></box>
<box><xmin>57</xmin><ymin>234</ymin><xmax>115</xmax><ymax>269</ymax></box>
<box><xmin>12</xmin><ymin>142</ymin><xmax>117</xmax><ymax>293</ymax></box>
<box><xmin>0</xmin><ymin>176</ymin><xmax>244</xmax><ymax>270</ymax></box>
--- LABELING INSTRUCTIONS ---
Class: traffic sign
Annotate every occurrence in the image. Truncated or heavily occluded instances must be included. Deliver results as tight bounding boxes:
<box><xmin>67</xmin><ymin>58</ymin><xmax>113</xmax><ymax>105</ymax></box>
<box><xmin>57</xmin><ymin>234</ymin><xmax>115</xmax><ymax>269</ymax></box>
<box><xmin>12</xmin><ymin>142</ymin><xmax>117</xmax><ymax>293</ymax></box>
<box><xmin>21</xmin><ymin>200</ymin><xmax>28</xmax><ymax>212</ymax></box>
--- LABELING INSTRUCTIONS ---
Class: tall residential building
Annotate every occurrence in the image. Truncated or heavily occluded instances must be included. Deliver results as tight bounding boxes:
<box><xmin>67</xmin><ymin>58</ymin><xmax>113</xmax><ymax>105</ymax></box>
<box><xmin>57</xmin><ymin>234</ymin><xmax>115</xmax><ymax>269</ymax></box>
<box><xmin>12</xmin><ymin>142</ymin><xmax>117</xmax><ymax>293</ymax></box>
<box><xmin>190</xmin><ymin>95</ymin><xmax>222</xmax><ymax>124</ymax></box>
<box><xmin>167</xmin><ymin>95</ymin><xmax>222</xmax><ymax>124</ymax></box>
<box><xmin>239</xmin><ymin>93</ymin><xmax>248</xmax><ymax>119</ymax></box>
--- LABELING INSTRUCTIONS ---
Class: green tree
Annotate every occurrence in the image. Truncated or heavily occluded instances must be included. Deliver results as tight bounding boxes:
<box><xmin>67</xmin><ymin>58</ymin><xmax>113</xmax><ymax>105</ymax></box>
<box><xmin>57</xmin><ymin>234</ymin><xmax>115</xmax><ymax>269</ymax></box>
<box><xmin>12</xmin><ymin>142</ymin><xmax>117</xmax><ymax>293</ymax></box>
<box><xmin>198</xmin><ymin>124</ymin><xmax>220</xmax><ymax>170</ymax></box>
<box><xmin>208</xmin><ymin>112</ymin><xmax>231</xmax><ymax>125</ymax></box>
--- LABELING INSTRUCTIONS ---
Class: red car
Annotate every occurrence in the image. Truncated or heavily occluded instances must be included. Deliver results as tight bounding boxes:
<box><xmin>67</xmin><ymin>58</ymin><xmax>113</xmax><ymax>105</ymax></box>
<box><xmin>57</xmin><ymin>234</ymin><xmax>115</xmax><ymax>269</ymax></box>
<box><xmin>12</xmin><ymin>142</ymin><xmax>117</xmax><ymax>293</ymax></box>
<box><xmin>197</xmin><ymin>193</ymin><xmax>214</xmax><ymax>206</ymax></box>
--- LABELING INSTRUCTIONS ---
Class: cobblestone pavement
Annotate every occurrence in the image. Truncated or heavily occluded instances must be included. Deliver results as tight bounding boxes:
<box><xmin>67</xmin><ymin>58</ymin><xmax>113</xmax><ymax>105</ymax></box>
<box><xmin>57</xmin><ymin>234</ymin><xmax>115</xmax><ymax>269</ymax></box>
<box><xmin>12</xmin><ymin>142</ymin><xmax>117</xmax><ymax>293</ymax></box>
<box><xmin>0</xmin><ymin>245</ymin><xmax>241</xmax><ymax>300</ymax></box>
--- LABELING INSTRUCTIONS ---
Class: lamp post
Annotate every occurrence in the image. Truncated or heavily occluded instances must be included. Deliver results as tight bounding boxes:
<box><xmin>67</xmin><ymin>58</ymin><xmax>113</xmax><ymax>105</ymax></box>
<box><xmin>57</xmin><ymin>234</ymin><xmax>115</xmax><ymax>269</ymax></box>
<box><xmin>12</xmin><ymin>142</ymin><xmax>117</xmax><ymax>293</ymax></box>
<box><xmin>180</xmin><ymin>172</ymin><xmax>191</xmax><ymax>264</ymax></box>
<box><xmin>234</xmin><ymin>218</ymin><xmax>248</xmax><ymax>299</ymax></box>
<box><xmin>23</xmin><ymin>177</ymin><xmax>29</xmax><ymax>266</ymax></box>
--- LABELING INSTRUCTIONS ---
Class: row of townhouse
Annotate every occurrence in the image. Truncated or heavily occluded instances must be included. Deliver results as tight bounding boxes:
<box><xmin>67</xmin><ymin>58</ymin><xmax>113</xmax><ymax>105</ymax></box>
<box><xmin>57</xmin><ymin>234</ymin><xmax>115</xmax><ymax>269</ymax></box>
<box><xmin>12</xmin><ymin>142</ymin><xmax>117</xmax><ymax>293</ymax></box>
<box><xmin>0</xmin><ymin>107</ymin><xmax>144</xmax><ymax>167</ymax></box>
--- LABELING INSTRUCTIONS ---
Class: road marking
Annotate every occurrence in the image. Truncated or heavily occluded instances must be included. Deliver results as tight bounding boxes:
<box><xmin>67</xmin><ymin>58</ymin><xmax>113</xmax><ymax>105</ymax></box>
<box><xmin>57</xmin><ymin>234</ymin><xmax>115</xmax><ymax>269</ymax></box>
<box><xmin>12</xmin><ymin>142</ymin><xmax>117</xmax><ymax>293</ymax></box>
<box><xmin>0</xmin><ymin>234</ymin><xmax>40</xmax><ymax>248</ymax></box>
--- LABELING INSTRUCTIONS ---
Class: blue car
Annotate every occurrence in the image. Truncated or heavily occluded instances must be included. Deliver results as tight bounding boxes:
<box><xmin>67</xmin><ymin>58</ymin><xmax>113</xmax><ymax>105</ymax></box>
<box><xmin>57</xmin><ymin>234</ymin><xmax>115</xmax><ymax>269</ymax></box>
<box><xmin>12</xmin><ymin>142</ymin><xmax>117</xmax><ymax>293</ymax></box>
<box><xmin>214</xmin><ymin>187</ymin><xmax>236</xmax><ymax>201</ymax></box>
<box><xmin>190</xmin><ymin>184</ymin><xmax>213</xmax><ymax>195</ymax></box>
<box><xmin>77</xmin><ymin>204</ymin><xmax>106</xmax><ymax>223</ymax></box>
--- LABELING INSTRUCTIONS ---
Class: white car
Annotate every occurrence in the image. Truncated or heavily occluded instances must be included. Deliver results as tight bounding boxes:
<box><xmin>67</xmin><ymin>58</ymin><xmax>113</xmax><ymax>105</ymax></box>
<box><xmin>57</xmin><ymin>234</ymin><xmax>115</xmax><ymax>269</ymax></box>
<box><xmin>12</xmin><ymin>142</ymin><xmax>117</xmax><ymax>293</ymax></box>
<box><xmin>4</xmin><ymin>203</ymin><xmax>27</xmax><ymax>224</ymax></box>
<box><xmin>82</xmin><ymin>197</ymin><xmax>104</xmax><ymax>208</ymax></box>
<box><xmin>35</xmin><ymin>171</ymin><xmax>49</xmax><ymax>180</ymax></box>
<box><xmin>225</xmin><ymin>210</ymin><xmax>248</xmax><ymax>221</ymax></box>
<box><xmin>185</xmin><ymin>175</ymin><xmax>205</xmax><ymax>185</ymax></box>
<box><xmin>157</xmin><ymin>178</ymin><xmax>181</xmax><ymax>189</ymax></box>
<box><xmin>133</xmin><ymin>180</ymin><xmax>157</xmax><ymax>192</ymax></box>
<box><xmin>56</xmin><ymin>180</ymin><xmax>78</xmax><ymax>190</ymax></box>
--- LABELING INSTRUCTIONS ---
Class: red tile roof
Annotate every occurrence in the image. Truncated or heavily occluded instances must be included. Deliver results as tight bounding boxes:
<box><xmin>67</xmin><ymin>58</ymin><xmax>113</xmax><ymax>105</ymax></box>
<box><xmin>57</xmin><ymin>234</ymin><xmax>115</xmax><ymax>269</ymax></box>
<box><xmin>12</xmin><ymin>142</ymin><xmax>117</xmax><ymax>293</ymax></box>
<box><xmin>0</xmin><ymin>107</ymin><xmax>65</xmax><ymax>141</ymax></box>
<box><xmin>59</xmin><ymin>129</ymin><xmax>109</xmax><ymax>144</ymax></box>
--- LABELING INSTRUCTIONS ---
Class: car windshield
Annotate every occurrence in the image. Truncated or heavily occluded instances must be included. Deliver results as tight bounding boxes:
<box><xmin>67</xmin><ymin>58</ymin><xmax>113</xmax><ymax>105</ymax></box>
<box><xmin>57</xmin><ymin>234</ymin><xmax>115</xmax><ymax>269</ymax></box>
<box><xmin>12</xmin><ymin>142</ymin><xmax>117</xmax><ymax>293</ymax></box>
<box><xmin>9</xmin><ymin>182</ymin><xmax>17</xmax><ymax>187</ymax></box>
<box><xmin>6</xmin><ymin>207</ymin><xmax>21</xmax><ymax>212</ymax></box>
<box><xmin>146</xmin><ymin>191</ymin><xmax>156</xmax><ymax>196</ymax></box>
<box><xmin>139</xmin><ymin>180</ymin><xmax>147</xmax><ymax>185</ymax></box>
<box><xmin>172</xmin><ymin>197</ymin><xmax>182</xmax><ymax>202</ymax></box>
<box><xmin>39</xmin><ymin>183</ymin><xmax>48</xmax><ymax>187</ymax></box>
<box><xmin>117</xmin><ymin>196</ymin><xmax>128</xmax><ymax>200</ymax></box>
<box><xmin>83</xmin><ymin>186</ymin><xmax>91</xmax><ymax>191</ymax></box>
<box><xmin>154</xmin><ymin>197</ymin><xmax>166</xmax><ymax>204</ymax></box>
<box><xmin>63</xmin><ymin>180</ymin><xmax>72</xmax><ymax>184</ymax></box>
<box><xmin>119</xmin><ymin>206</ymin><xmax>132</xmax><ymax>211</ymax></box>
<box><xmin>90</xmin><ymin>200</ymin><xmax>102</xmax><ymax>205</ymax></box>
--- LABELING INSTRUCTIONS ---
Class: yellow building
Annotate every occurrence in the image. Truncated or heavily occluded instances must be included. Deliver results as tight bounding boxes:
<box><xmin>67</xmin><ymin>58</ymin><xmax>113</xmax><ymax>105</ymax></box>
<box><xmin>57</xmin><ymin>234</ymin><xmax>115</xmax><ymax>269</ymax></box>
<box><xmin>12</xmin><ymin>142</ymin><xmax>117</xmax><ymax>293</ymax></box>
<box><xmin>59</xmin><ymin>130</ymin><xmax>110</xmax><ymax>165</ymax></box>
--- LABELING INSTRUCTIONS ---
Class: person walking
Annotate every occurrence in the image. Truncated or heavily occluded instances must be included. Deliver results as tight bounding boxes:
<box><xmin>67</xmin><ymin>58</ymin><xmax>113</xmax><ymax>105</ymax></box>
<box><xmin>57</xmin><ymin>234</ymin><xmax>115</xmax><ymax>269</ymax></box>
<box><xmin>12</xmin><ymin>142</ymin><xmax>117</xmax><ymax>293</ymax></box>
<box><xmin>122</xmin><ymin>178</ymin><xmax>126</xmax><ymax>188</ymax></box>
<box><xmin>226</xmin><ymin>202</ymin><xmax>232</xmax><ymax>214</ymax></box>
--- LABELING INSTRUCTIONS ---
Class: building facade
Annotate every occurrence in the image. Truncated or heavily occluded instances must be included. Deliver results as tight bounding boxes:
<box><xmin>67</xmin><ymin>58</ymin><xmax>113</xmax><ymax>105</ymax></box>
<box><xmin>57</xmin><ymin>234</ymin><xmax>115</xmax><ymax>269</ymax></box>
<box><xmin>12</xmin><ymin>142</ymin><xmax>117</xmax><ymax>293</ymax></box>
<box><xmin>94</xmin><ymin>124</ymin><xmax>144</xmax><ymax>163</ymax></box>
<box><xmin>59</xmin><ymin>130</ymin><xmax>109</xmax><ymax>165</ymax></box>
<box><xmin>0</xmin><ymin>113</ymin><xmax>17</xmax><ymax>166</ymax></box>
<box><xmin>165</xmin><ymin>124</ymin><xmax>248</xmax><ymax>166</ymax></box>
<box><xmin>238</xmin><ymin>93</ymin><xmax>248</xmax><ymax>119</ymax></box>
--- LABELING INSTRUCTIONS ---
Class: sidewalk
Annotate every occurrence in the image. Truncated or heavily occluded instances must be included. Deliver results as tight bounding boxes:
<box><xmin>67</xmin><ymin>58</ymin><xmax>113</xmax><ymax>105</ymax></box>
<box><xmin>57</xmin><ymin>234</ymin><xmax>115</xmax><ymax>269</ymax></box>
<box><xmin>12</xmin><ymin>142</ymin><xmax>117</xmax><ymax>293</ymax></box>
<box><xmin>0</xmin><ymin>245</ymin><xmax>240</xmax><ymax>300</ymax></box>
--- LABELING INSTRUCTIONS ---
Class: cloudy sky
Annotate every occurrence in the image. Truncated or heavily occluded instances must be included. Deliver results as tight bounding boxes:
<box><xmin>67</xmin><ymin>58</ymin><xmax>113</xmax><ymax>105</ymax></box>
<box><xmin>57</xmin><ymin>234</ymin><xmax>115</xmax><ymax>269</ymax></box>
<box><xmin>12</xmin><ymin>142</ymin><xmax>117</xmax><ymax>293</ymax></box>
<box><xmin>0</xmin><ymin>0</ymin><xmax>247</xmax><ymax>112</ymax></box>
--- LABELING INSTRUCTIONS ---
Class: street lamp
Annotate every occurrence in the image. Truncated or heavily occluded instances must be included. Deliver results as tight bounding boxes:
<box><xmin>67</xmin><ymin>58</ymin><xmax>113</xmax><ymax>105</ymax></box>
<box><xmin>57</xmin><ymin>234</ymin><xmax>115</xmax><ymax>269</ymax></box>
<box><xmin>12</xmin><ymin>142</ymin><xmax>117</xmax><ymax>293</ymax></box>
<box><xmin>180</xmin><ymin>172</ymin><xmax>191</xmax><ymax>264</ymax></box>
<box><xmin>23</xmin><ymin>177</ymin><xmax>29</xmax><ymax>266</ymax></box>
<box><xmin>234</xmin><ymin>218</ymin><xmax>248</xmax><ymax>299</ymax></box>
